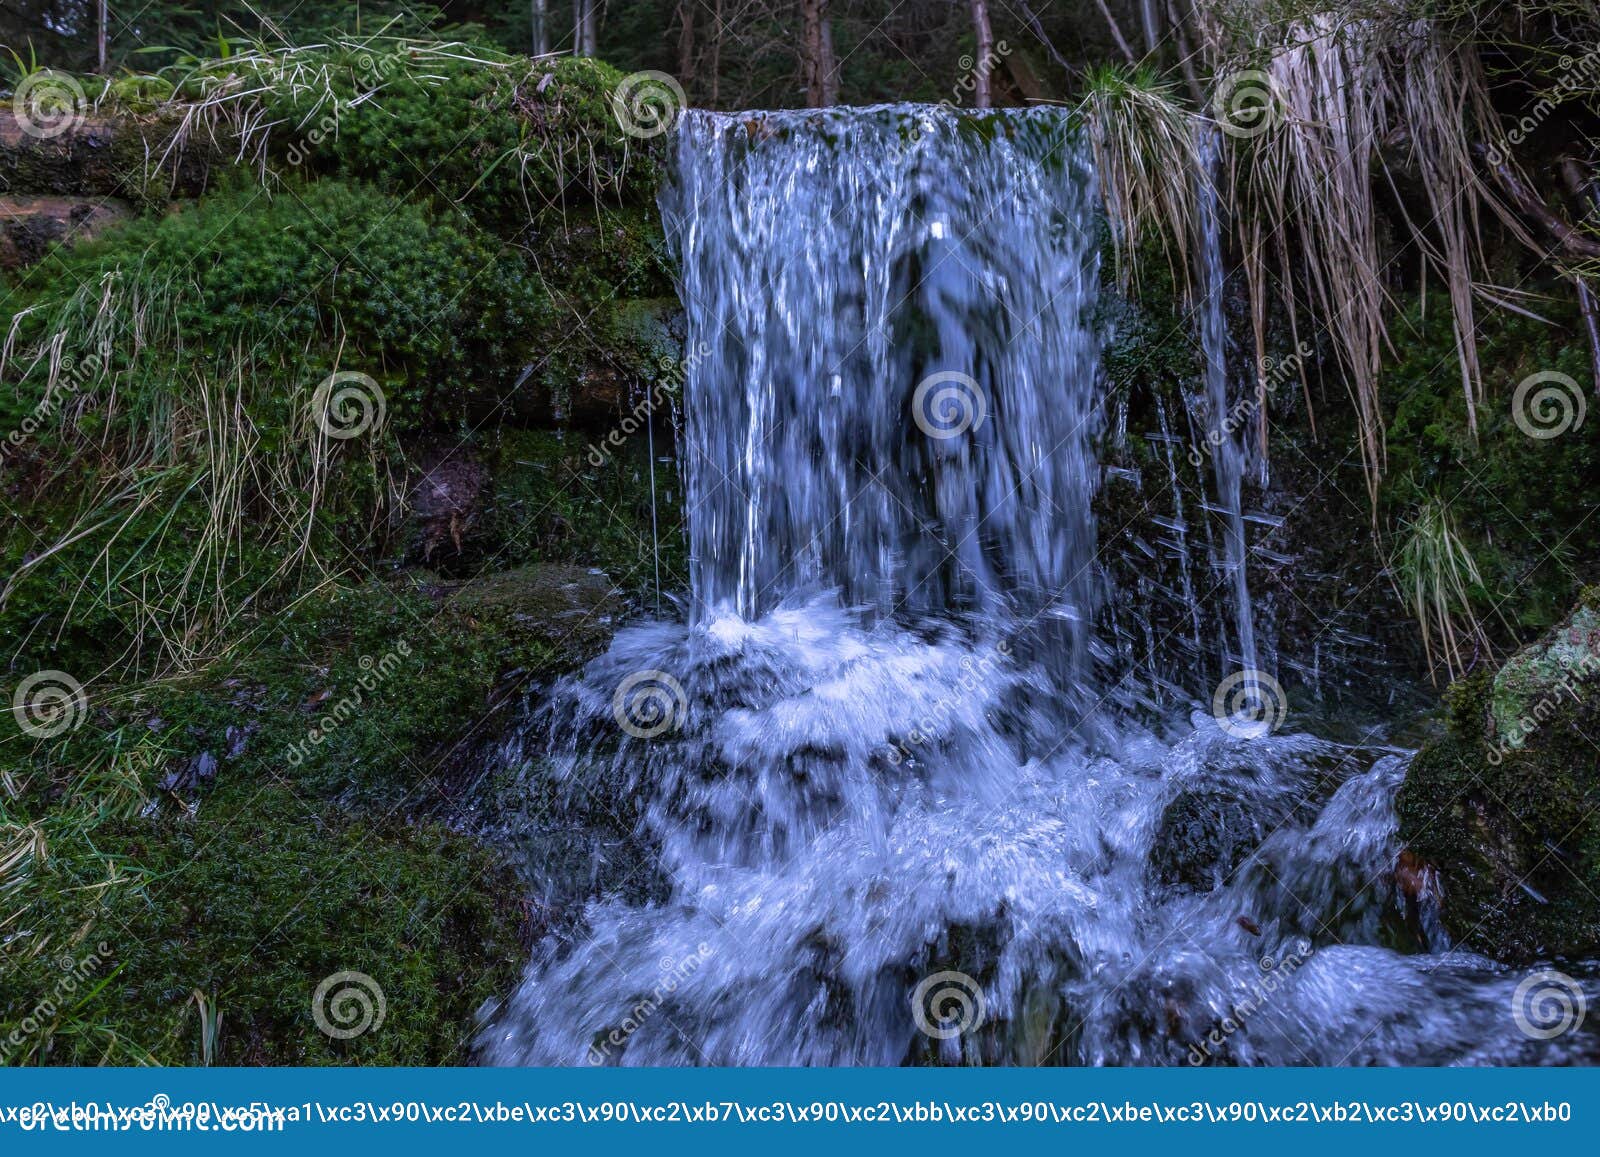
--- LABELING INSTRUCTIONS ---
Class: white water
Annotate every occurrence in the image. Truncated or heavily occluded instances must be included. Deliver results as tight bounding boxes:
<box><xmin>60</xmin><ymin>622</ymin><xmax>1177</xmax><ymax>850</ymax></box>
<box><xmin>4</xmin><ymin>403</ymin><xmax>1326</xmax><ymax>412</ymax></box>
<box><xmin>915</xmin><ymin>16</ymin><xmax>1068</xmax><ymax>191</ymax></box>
<box><xmin>1194</xmin><ymin>132</ymin><xmax>1260</xmax><ymax>684</ymax></box>
<box><xmin>481</xmin><ymin>106</ymin><xmax>1595</xmax><ymax>1067</ymax></box>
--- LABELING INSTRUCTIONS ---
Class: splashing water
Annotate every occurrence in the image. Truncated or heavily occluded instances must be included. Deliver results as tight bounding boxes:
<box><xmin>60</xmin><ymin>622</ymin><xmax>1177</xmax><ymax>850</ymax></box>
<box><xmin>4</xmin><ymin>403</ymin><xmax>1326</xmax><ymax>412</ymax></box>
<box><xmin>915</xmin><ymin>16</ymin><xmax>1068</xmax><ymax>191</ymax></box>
<box><xmin>481</xmin><ymin>107</ymin><xmax>1596</xmax><ymax>1067</ymax></box>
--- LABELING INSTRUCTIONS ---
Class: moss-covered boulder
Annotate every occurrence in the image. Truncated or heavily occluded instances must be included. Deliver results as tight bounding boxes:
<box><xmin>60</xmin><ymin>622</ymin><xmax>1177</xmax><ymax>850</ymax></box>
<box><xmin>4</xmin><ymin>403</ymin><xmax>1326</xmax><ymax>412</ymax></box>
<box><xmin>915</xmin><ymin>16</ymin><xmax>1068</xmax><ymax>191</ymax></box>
<box><xmin>1396</xmin><ymin>590</ymin><xmax>1600</xmax><ymax>962</ymax></box>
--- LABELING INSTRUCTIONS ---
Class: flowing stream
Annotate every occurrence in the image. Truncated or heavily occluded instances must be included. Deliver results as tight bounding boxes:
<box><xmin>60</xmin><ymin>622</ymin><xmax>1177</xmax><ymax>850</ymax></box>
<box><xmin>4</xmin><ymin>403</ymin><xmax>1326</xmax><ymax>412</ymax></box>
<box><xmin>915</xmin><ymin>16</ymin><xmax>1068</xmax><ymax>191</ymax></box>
<box><xmin>481</xmin><ymin>106</ymin><xmax>1596</xmax><ymax>1066</ymax></box>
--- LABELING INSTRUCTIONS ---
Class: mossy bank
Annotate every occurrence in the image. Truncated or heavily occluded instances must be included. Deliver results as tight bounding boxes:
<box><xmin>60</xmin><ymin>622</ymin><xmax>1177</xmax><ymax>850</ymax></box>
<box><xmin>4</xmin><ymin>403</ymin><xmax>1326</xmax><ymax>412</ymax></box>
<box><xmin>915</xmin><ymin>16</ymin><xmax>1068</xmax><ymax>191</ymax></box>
<box><xmin>1</xmin><ymin>45</ymin><xmax>683</xmax><ymax>1064</ymax></box>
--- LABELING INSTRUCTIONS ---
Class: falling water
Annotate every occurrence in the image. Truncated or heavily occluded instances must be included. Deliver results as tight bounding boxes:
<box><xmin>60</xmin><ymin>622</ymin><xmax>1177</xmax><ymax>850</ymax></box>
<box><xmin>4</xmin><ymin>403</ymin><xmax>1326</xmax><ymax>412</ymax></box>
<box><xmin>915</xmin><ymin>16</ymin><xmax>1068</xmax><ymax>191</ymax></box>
<box><xmin>1193</xmin><ymin>133</ymin><xmax>1260</xmax><ymax>685</ymax></box>
<box><xmin>480</xmin><ymin>107</ymin><xmax>1597</xmax><ymax>1067</ymax></box>
<box><xmin>664</xmin><ymin>106</ymin><xmax>1103</xmax><ymax>689</ymax></box>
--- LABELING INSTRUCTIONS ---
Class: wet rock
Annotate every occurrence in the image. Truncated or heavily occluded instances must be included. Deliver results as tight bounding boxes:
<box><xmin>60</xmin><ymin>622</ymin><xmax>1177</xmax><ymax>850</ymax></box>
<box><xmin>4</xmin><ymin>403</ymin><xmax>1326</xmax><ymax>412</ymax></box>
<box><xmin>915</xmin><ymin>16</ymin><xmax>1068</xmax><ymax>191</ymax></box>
<box><xmin>1489</xmin><ymin>602</ymin><xmax>1600</xmax><ymax>743</ymax></box>
<box><xmin>1152</xmin><ymin>790</ymin><xmax>1268</xmax><ymax>890</ymax></box>
<box><xmin>1397</xmin><ymin>590</ymin><xmax>1600</xmax><ymax>963</ymax></box>
<box><xmin>513</xmin><ymin>299</ymin><xmax>681</xmax><ymax>426</ymax></box>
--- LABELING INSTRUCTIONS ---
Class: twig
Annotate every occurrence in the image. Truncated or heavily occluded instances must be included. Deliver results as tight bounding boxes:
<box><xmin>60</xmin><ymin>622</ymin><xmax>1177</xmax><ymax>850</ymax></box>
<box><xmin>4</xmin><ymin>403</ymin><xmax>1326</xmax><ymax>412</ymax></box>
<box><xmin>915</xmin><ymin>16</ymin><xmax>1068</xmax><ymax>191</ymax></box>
<box><xmin>1561</xmin><ymin>158</ymin><xmax>1600</xmax><ymax>397</ymax></box>
<box><xmin>1479</xmin><ymin>147</ymin><xmax>1600</xmax><ymax>259</ymax></box>
<box><xmin>1093</xmin><ymin>0</ymin><xmax>1136</xmax><ymax>64</ymax></box>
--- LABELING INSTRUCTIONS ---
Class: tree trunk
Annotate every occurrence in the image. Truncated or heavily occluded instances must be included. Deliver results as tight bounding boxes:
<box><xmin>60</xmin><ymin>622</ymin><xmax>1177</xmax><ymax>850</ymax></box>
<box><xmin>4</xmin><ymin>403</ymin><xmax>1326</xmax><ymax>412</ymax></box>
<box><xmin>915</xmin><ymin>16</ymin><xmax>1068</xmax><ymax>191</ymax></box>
<box><xmin>1094</xmin><ymin>0</ymin><xmax>1136</xmax><ymax>63</ymax></box>
<box><xmin>1139</xmin><ymin>0</ymin><xmax>1161</xmax><ymax>58</ymax></box>
<box><xmin>819</xmin><ymin>14</ymin><xmax>838</xmax><ymax>105</ymax></box>
<box><xmin>97</xmin><ymin>0</ymin><xmax>108</xmax><ymax>72</ymax></box>
<box><xmin>799</xmin><ymin>0</ymin><xmax>838</xmax><ymax>107</ymax></box>
<box><xmin>531</xmin><ymin>0</ymin><xmax>549</xmax><ymax>55</ymax></box>
<box><xmin>1562</xmin><ymin>159</ymin><xmax>1600</xmax><ymax>398</ymax></box>
<box><xmin>573</xmin><ymin>0</ymin><xmax>598</xmax><ymax>56</ymax></box>
<box><xmin>676</xmin><ymin>0</ymin><xmax>695</xmax><ymax>89</ymax></box>
<box><xmin>969</xmin><ymin>0</ymin><xmax>994</xmax><ymax>108</ymax></box>
<box><xmin>709</xmin><ymin>0</ymin><xmax>723</xmax><ymax>105</ymax></box>
<box><xmin>1167</xmin><ymin>0</ymin><xmax>1205</xmax><ymax>108</ymax></box>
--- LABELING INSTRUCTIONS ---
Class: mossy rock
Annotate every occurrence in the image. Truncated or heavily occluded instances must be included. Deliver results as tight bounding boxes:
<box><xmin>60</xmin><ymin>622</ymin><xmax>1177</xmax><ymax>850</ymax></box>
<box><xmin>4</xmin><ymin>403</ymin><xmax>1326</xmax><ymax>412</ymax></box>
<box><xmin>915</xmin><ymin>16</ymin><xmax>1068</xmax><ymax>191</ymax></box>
<box><xmin>441</xmin><ymin>563</ymin><xmax>622</xmax><ymax>670</ymax></box>
<box><xmin>0</xmin><ymin>106</ymin><xmax>222</xmax><ymax>203</ymax></box>
<box><xmin>533</xmin><ymin>207</ymin><xmax>674</xmax><ymax>301</ymax></box>
<box><xmin>0</xmin><ymin>784</ymin><xmax>525</xmax><ymax>1065</ymax></box>
<box><xmin>1397</xmin><ymin>596</ymin><xmax>1600</xmax><ymax>963</ymax></box>
<box><xmin>1489</xmin><ymin>594</ymin><xmax>1600</xmax><ymax>745</ymax></box>
<box><xmin>0</xmin><ymin>562</ymin><xmax>633</xmax><ymax>1065</ymax></box>
<box><xmin>512</xmin><ymin>297</ymin><xmax>682</xmax><ymax>427</ymax></box>
<box><xmin>480</xmin><ymin>427</ymin><xmax>686</xmax><ymax>596</ymax></box>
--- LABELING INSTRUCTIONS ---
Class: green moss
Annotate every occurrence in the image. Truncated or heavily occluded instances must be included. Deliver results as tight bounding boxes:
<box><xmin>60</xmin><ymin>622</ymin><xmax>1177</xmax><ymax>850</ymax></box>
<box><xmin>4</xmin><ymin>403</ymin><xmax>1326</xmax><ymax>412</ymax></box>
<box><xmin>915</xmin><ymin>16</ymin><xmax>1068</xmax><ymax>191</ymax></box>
<box><xmin>1381</xmin><ymin>300</ymin><xmax>1600</xmax><ymax>637</ymax></box>
<box><xmin>1442</xmin><ymin>670</ymin><xmax>1494</xmax><ymax>745</ymax></box>
<box><xmin>1</xmin><ymin>779</ymin><xmax>524</xmax><ymax>1065</ymax></box>
<box><xmin>534</xmin><ymin>207</ymin><xmax>675</xmax><ymax>302</ymax></box>
<box><xmin>111</xmin><ymin>573</ymin><xmax>608</xmax><ymax>807</ymax></box>
<box><xmin>0</xmin><ymin>565</ymin><xmax>635</xmax><ymax>1064</ymax></box>
<box><xmin>480</xmin><ymin>427</ymin><xmax>685</xmax><ymax>596</ymax></box>
<box><xmin>1490</xmin><ymin>603</ymin><xmax>1600</xmax><ymax>740</ymax></box>
<box><xmin>259</xmin><ymin>54</ymin><xmax>655</xmax><ymax>227</ymax></box>
<box><xmin>4</xmin><ymin>179</ymin><xmax>542</xmax><ymax>433</ymax></box>
<box><xmin>1397</xmin><ymin>600</ymin><xmax>1600</xmax><ymax>962</ymax></box>
<box><xmin>0</xmin><ymin>39</ymin><xmax>685</xmax><ymax>1071</ymax></box>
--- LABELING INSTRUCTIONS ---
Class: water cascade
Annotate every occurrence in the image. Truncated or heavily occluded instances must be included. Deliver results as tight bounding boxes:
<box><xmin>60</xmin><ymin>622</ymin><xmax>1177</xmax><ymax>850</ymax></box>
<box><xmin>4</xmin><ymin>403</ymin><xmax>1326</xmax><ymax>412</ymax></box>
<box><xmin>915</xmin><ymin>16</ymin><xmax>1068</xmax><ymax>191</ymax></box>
<box><xmin>481</xmin><ymin>106</ymin><xmax>1596</xmax><ymax>1067</ymax></box>
<box><xmin>1193</xmin><ymin>133</ymin><xmax>1261</xmax><ymax>685</ymax></box>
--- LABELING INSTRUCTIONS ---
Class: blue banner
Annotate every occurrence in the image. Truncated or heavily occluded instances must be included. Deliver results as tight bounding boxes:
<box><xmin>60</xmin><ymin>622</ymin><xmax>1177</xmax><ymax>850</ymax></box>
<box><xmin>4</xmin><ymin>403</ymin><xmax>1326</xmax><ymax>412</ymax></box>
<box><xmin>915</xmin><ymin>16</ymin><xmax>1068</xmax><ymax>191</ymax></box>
<box><xmin>1</xmin><ymin>1068</ymin><xmax>1593</xmax><ymax>1154</ymax></box>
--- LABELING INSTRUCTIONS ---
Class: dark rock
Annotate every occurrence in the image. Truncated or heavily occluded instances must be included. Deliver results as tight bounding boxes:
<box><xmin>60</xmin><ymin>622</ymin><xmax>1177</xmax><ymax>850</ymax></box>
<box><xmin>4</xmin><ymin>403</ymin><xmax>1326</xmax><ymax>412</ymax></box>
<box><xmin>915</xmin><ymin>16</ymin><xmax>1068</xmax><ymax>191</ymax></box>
<box><xmin>442</xmin><ymin>563</ymin><xmax>621</xmax><ymax>661</ymax></box>
<box><xmin>0</xmin><ymin>194</ymin><xmax>130</xmax><ymax>269</ymax></box>
<box><xmin>1397</xmin><ymin>591</ymin><xmax>1600</xmax><ymax>963</ymax></box>
<box><xmin>1152</xmin><ymin>790</ymin><xmax>1269</xmax><ymax>890</ymax></box>
<box><xmin>406</xmin><ymin>449</ymin><xmax>490</xmax><ymax>561</ymax></box>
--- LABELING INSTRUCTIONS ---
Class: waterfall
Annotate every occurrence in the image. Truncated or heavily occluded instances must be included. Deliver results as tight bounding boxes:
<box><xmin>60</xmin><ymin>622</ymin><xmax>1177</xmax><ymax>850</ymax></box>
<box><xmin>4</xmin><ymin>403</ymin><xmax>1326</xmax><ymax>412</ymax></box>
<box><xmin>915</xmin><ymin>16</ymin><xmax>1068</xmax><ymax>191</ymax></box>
<box><xmin>1194</xmin><ymin>132</ymin><xmax>1260</xmax><ymax>685</ymax></box>
<box><xmin>480</xmin><ymin>107</ymin><xmax>1597</xmax><ymax>1068</ymax></box>
<box><xmin>662</xmin><ymin>106</ymin><xmax>1103</xmax><ymax>688</ymax></box>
